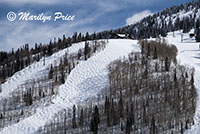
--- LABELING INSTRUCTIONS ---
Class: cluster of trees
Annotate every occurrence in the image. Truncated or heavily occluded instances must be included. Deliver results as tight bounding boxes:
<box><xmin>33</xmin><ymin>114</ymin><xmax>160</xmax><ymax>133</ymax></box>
<box><xmin>48</xmin><ymin>40</ymin><xmax>107</xmax><ymax>84</ymax></box>
<box><xmin>0</xmin><ymin>44</ymin><xmax>32</xmax><ymax>83</ymax></box>
<box><xmin>139</xmin><ymin>39</ymin><xmax>178</xmax><ymax>63</ymax></box>
<box><xmin>0</xmin><ymin>32</ymin><xmax>106</xmax><ymax>84</ymax></box>
<box><xmin>0</xmin><ymin>77</ymin><xmax>56</xmax><ymax>129</ymax></box>
<box><xmin>108</xmin><ymin>1</ymin><xmax>200</xmax><ymax>41</ymax></box>
<box><xmin>1</xmin><ymin>1</ymin><xmax>200</xmax><ymax>84</ymax></box>
<box><xmin>0</xmin><ymin>1</ymin><xmax>200</xmax><ymax>132</ymax></box>
<box><xmin>37</xmin><ymin>40</ymin><xmax>197</xmax><ymax>134</ymax></box>
<box><xmin>106</xmin><ymin>54</ymin><xmax>196</xmax><ymax>133</ymax></box>
<box><xmin>0</xmin><ymin>40</ymin><xmax>107</xmax><ymax>130</ymax></box>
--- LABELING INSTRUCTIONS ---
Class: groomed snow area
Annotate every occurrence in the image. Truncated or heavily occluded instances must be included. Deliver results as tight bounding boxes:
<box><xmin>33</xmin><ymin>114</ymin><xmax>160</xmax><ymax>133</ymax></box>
<box><xmin>0</xmin><ymin>39</ymin><xmax>140</xmax><ymax>134</ymax></box>
<box><xmin>166</xmin><ymin>31</ymin><xmax>200</xmax><ymax>134</ymax></box>
<box><xmin>2</xmin><ymin>30</ymin><xmax>200</xmax><ymax>134</ymax></box>
<box><xmin>0</xmin><ymin>41</ymin><xmax>86</xmax><ymax>102</ymax></box>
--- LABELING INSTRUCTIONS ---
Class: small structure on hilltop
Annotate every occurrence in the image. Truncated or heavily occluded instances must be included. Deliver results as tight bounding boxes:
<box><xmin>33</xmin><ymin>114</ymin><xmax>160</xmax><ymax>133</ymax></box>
<box><xmin>188</xmin><ymin>30</ymin><xmax>195</xmax><ymax>38</ymax></box>
<box><xmin>189</xmin><ymin>33</ymin><xmax>195</xmax><ymax>38</ymax></box>
<box><xmin>110</xmin><ymin>33</ymin><xmax>132</xmax><ymax>39</ymax></box>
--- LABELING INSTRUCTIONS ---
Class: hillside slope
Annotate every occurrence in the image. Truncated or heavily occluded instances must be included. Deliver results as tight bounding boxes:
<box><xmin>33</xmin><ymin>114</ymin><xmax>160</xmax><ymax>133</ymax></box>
<box><xmin>0</xmin><ymin>39</ymin><xmax>140</xmax><ymax>134</ymax></box>
<box><xmin>0</xmin><ymin>42</ymin><xmax>85</xmax><ymax>101</ymax></box>
<box><xmin>165</xmin><ymin>31</ymin><xmax>200</xmax><ymax>134</ymax></box>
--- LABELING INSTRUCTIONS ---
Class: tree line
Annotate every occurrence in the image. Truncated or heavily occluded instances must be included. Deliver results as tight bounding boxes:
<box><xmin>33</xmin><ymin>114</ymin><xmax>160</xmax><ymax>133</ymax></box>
<box><xmin>1</xmin><ymin>0</ymin><xmax>200</xmax><ymax>84</ymax></box>
<box><xmin>0</xmin><ymin>40</ymin><xmax>107</xmax><ymax>130</ymax></box>
<box><xmin>37</xmin><ymin>39</ymin><xmax>197</xmax><ymax>134</ymax></box>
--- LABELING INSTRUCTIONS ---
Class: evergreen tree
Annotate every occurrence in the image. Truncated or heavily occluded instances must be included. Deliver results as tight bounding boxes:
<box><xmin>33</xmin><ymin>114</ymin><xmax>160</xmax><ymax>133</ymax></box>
<box><xmin>94</xmin><ymin>105</ymin><xmax>100</xmax><ymax>124</ymax></box>
<box><xmin>105</xmin><ymin>96</ymin><xmax>111</xmax><ymax>127</ymax></box>
<box><xmin>79</xmin><ymin>109</ymin><xmax>84</xmax><ymax>127</ymax></box>
<box><xmin>47</xmin><ymin>40</ymin><xmax>53</xmax><ymax>56</ymax></box>
<box><xmin>90</xmin><ymin>105</ymin><xmax>100</xmax><ymax>134</ymax></box>
<box><xmin>118</xmin><ymin>91</ymin><xmax>124</xmax><ymax>118</ymax></box>
<box><xmin>77</xmin><ymin>49</ymin><xmax>82</xmax><ymax>60</ymax></box>
<box><xmin>191</xmin><ymin>72</ymin><xmax>194</xmax><ymax>87</ymax></box>
<box><xmin>64</xmin><ymin>110</ymin><xmax>67</xmax><ymax>134</ymax></box>
<box><xmin>153</xmin><ymin>46</ymin><xmax>157</xmax><ymax>59</ymax></box>
<box><xmin>84</xmin><ymin>41</ymin><xmax>90</xmax><ymax>60</ymax></box>
<box><xmin>72</xmin><ymin>105</ymin><xmax>77</xmax><ymax>128</ymax></box>
<box><xmin>85</xmin><ymin>32</ymin><xmax>90</xmax><ymax>40</ymax></box>
<box><xmin>165</xmin><ymin>57</ymin><xmax>170</xmax><ymax>71</ymax></box>
<box><xmin>24</xmin><ymin>90</ymin><xmax>33</xmax><ymax>106</ymax></box>
<box><xmin>181</xmin><ymin>122</ymin><xmax>184</xmax><ymax>134</ymax></box>
<box><xmin>151</xmin><ymin>115</ymin><xmax>156</xmax><ymax>134</ymax></box>
<box><xmin>61</xmin><ymin>73</ymin><xmax>65</xmax><ymax>84</ymax></box>
<box><xmin>130</xmin><ymin>103</ymin><xmax>134</xmax><ymax>125</ymax></box>
<box><xmin>125</xmin><ymin>117</ymin><xmax>132</xmax><ymax>134</ymax></box>
<box><xmin>48</xmin><ymin>64</ymin><xmax>54</xmax><ymax>79</ymax></box>
<box><xmin>147</xmin><ymin>43</ymin><xmax>150</xmax><ymax>57</ymax></box>
<box><xmin>0</xmin><ymin>113</ymin><xmax>3</xmax><ymax>119</ymax></box>
<box><xmin>196</xmin><ymin>26</ymin><xmax>200</xmax><ymax>42</ymax></box>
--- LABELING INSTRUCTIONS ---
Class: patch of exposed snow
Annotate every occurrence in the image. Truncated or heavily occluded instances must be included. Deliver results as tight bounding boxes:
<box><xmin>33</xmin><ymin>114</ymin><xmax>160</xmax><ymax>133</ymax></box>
<box><xmin>0</xmin><ymin>42</ymin><xmax>85</xmax><ymax>102</ymax></box>
<box><xmin>165</xmin><ymin>31</ymin><xmax>200</xmax><ymax>134</ymax></box>
<box><xmin>0</xmin><ymin>39</ymin><xmax>140</xmax><ymax>134</ymax></box>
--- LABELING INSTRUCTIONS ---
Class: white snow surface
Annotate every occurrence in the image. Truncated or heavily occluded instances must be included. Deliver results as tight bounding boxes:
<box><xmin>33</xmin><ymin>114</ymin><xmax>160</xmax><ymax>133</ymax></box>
<box><xmin>165</xmin><ymin>31</ymin><xmax>200</xmax><ymax>134</ymax></box>
<box><xmin>3</xmin><ymin>31</ymin><xmax>200</xmax><ymax>134</ymax></box>
<box><xmin>0</xmin><ymin>41</ymin><xmax>85</xmax><ymax>101</ymax></box>
<box><xmin>0</xmin><ymin>39</ymin><xmax>140</xmax><ymax>134</ymax></box>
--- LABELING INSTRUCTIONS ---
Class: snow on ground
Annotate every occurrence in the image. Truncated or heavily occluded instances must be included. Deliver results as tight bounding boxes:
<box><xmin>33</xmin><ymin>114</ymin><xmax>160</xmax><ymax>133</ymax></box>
<box><xmin>0</xmin><ymin>39</ymin><xmax>140</xmax><ymax>134</ymax></box>
<box><xmin>0</xmin><ymin>42</ymin><xmax>85</xmax><ymax>103</ymax></box>
<box><xmin>3</xmin><ymin>31</ymin><xmax>200</xmax><ymax>134</ymax></box>
<box><xmin>165</xmin><ymin>31</ymin><xmax>200</xmax><ymax>134</ymax></box>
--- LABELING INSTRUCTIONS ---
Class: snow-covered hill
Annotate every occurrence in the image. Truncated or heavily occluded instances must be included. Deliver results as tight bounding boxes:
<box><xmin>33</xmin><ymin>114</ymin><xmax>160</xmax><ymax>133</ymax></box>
<box><xmin>0</xmin><ymin>42</ymin><xmax>85</xmax><ymax>102</ymax></box>
<box><xmin>1</xmin><ymin>29</ymin><xmax>200</xmax><ymax>134</ymax></box>
<box><xmin>0</xmin><ymin>39</ymin><xmax>140</xmax><ymax>134</ymax></box>
<box><xmin>165</xmin><ymin>31</ymin><xmax>200</xmax><ymax>134</ymax></box>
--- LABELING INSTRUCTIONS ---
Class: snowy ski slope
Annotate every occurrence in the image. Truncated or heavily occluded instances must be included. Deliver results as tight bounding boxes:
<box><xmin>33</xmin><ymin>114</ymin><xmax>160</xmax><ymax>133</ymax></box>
<box><xmin>166</xmin><ymin>31</ymin><xmax>200</xmax><ymax>134</ymax></box>
<box><xmin>0</xmin><ymin>41</ymin><xmax>86</xmax><ymax>102</ymax></box>
<box><xmin>0</xmin><ymin>39</ymin><xmax>140</xmax><ymax>134</ymax></box>
<box><xmin>2</xmin><ymin>31</ymin><xmax>200</xmax><ymax>134</ymax></box>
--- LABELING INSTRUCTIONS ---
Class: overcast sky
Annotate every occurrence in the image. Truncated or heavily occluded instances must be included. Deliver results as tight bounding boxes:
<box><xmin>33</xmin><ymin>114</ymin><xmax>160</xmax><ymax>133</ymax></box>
<box><xmin>0</xmin><ymin>0</ymin><xmax>194</xmax><ymax>52</ymax></box>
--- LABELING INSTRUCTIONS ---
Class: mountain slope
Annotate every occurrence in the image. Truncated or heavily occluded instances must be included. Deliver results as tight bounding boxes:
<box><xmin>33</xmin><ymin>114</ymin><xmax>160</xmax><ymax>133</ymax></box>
<box><xmin>165</xmin><ymin>31</ymin><xmax>200</xmax><ymax>134</ymax></box>
<box><xmin>0</xmin><ymin>39</ymin><xmax>140</xmax><ymax>134</ymax></box>
<box><xmin>1</xmin><ymin>1</ymin><xmax>200</xmax><ymax>134</ymax></box>
<box><xmin>0</xmin><ymin>42</ymin><xmax>85</xmax><ymax>102</ymax></box>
